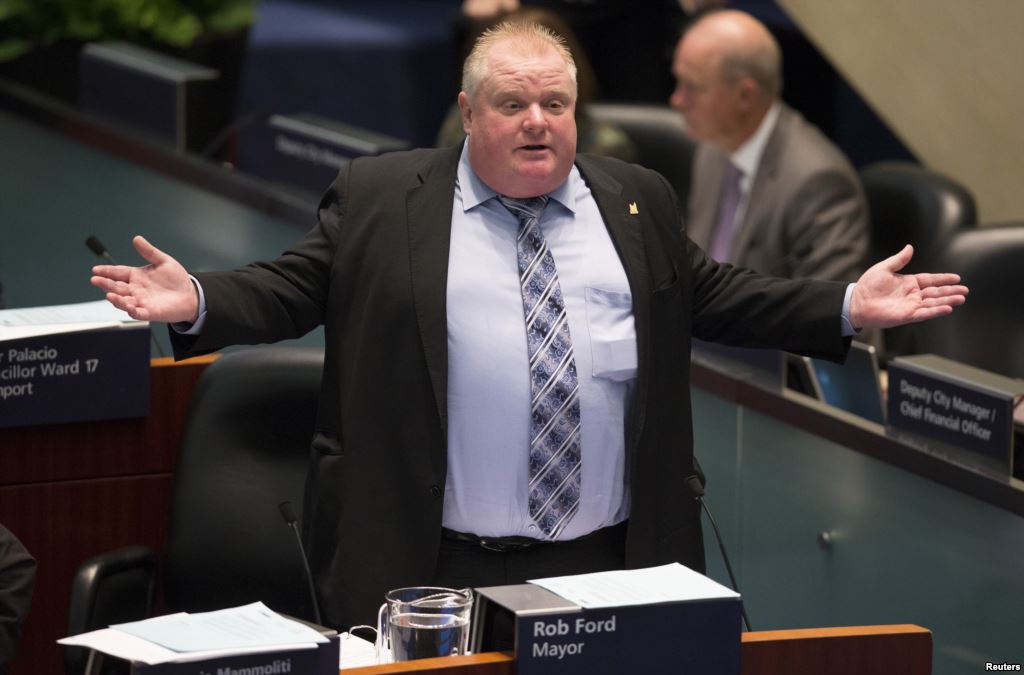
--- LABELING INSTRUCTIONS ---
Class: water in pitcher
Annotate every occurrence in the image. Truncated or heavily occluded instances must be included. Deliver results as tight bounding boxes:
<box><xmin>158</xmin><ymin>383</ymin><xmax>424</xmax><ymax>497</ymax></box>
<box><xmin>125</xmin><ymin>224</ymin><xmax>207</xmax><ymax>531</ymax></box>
<box><xmin>389</xmin><ymin>612</ymin><xmax>470</xmax><ymax>661</ymax></box>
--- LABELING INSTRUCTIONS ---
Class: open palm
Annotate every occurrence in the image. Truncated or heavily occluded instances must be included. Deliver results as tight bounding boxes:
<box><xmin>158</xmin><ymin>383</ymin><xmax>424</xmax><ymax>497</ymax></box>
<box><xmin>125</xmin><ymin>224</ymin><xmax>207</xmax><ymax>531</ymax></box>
<box><xmin>850</xmin><ymin>245</ymin><xmax>968</xmax><ymax>330</ymax></box>
<box><xmin>90</xmin><ymin>236</ymin><xmax>198</xmax><ymax>323</ymax></box>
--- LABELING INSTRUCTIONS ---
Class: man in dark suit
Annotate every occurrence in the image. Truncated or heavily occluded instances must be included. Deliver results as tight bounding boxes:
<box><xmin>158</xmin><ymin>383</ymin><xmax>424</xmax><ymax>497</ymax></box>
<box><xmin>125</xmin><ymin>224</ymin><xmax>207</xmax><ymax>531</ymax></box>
<box><xmin>91</xmin><ymin>22</ymin><xmax>966</xmax><ymax>630</ymax></box>
<box><xmin>672</xmin><ymin>10</ymin><xmax>868</xmax><ymax>282</ymax></box>
<box><xmin>0</xmin><ymin>524</ymin><xmax>35</xmax><ymax>674</ymax></box>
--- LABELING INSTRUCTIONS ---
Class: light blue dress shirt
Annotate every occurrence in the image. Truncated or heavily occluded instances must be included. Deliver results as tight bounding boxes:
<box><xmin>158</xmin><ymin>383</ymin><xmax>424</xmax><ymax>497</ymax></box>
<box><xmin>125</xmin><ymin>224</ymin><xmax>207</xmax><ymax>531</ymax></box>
<box><xmin>444</xmin><ymin>146</ymin><xmax>636</xmax><ymax>540</ymax></box>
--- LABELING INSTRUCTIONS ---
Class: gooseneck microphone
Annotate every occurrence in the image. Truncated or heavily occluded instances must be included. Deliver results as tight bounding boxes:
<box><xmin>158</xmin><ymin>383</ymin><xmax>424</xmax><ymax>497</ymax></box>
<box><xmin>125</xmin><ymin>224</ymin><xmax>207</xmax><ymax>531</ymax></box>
<box><xmin>85</xmin><ymin>235</ymin><xmax>114</xmax><ymax>262</ymax></box>
<box><xmin>85</xmin><ymin>235</ymin><xmax>167</xmax><ymax>358</ymax></box>
<box><xmin>199</xmin><ymin>107</ymin><xmax>272</xmax><ymax>160</ymax></box>
<box><xmin>686</xmin><ymin>475</ymin><xmax>752</xmax><ymax>632</ymax></box>
<box><xmin>279</xmin><ymin>500</ymin><xmax>323</xmax><ymax>626</ymax></box>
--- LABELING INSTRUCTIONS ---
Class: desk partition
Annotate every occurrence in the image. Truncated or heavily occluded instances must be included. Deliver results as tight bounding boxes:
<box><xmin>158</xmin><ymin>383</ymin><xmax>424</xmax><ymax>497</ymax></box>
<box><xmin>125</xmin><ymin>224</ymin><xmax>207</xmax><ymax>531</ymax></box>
<box><xmin>691</xmin><ymin>360</ymin><xmax>1024</xmax><ymax>675</ymax></box>
<box><xmin>339</xmin><ymin>625</ymin><xmax>931</xmax><ymax>675</ymax></box>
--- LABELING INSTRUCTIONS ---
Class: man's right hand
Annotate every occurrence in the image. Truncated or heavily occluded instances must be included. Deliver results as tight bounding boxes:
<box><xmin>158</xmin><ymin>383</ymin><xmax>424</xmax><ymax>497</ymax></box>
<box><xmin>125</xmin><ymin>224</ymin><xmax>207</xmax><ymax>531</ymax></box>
<box><xmin>90</xmin><ymin>235</ymin><xmax>199</xmax><ymax>324</ymax></box>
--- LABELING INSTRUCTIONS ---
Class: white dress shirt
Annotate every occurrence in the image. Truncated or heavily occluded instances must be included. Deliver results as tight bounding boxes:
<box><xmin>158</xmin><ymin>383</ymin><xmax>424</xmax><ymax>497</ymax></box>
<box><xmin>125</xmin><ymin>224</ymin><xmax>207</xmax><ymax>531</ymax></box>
<box><xmin>728</xmin><ymin>102</ymin><xmax>781</xmax><ymax>230</ymax></box>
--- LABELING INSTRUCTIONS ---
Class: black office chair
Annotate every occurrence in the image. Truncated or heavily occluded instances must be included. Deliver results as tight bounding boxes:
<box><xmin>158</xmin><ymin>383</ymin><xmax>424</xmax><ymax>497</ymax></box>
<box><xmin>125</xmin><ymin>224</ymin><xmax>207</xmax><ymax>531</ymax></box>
<box><xmin>913</xmin><ymin>224</ymin><xmax>1024</xmax><ymax>379</ymax></box>
<box><xmin>64</xmin><ymin>347</ymin><xmax>324</xmax><ymax>675</ymax></box>
<box><xmin>861</xmin><ymin>161</ymin><xmax>977</xmax><ymax>265</ymax></box>
<box><xmin>859</xmin><ymin>161</ymin><xmax>977</xmax><ymax>359</ymax></box>
<box><xmin>588</xmin><ymin>102</ymin><xmax>695</xmax><ymax>207</ymax></box>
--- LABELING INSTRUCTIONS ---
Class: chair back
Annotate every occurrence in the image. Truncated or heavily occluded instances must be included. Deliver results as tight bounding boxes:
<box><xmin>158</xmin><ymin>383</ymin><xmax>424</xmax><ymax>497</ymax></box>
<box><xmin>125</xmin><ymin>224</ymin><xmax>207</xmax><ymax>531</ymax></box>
<box><xmin>860</xmin><ymin>161</ymin><xmax>977</xmax><ymax>266</ymax></box>
<box><xmin>861</xmin><ymin>162</ymin><xmax>977</xmax><ymax>359</ymax></box>
<box><xmin>65</xmin><ymin>548</ymin><xmax>155</xmax><ymax>675</ymax></box>
<box><xmin>588</xmin><ymin>102</ymin><xmax>694</xmax><ymax>206</ymax></box>
<box><xmin>162</xmin><ymin>346</ymin><xmax>324</xmax><ymax>619</ymax></box>
<box><xmin>913</xmin><ymin>224</ymin><xmax>1024</xmax><ymax>379</ymax></box>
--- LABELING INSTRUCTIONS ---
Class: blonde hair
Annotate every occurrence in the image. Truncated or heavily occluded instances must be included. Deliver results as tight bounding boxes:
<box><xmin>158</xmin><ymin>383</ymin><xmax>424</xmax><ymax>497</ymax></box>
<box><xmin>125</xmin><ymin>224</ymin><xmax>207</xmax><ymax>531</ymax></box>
<box><xmin>461</xmin><ymin>21</ymin><xmax>578</xmax><ymax>98</ymax></box>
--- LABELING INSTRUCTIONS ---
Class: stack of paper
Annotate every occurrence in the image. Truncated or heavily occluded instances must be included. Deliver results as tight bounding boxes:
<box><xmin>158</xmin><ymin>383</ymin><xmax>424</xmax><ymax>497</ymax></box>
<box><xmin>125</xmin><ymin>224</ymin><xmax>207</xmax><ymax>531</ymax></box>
<box><xmin>0</xmin><ymin>300</ymin><xmax>142</xmax><ymax>342</ymax></box>
<box><xmin>530</xmin><ymin>562</ymin><xmax>741</xmax><ymax>608</ymax></box>
<box><xmin>58</xmin><ymin>602</ymin><xmax>329</xmax><ymax>666</ymax></box>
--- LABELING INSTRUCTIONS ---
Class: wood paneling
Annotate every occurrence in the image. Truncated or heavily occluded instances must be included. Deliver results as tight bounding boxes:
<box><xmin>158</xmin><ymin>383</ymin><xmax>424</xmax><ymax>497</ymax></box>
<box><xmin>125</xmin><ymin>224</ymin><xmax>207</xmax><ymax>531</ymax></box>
<box><xmin>0</xmin><ymin>356</ymin><xmax>214</xmax><ymax>675</ymax></box>
<box><xmin>339</xmin><ymin>625</ymin><xmax>930</xmax><ymax>675</ymax></box>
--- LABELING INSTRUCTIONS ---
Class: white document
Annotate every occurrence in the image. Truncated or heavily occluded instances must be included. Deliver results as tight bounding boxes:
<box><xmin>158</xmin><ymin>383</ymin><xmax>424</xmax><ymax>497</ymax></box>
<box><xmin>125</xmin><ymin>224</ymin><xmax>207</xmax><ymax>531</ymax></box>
<box><xmin>58</xmin><ymin>625</ymin><xmax>316</xmax><ymax>666</ymax></box>
<box><xmin>0</xmin><ymin>300</ymin><xmax>142</xmax><ymax>342</ymax></box>
<box><xmin>530</xmin><ymin>563</ymin><xmax>740</xmax><ymax>609</ymax></box>
<box><xmin>113</xmin><ymin>602</ymin><xmax>328</xmax><ymax>652</ymax></box>
<box><xmin>339</xmin><ymin>632</ymin><xmax>378</xmax><ymax>669</ymax></box>
<box><xmin>58</xmin><ymin>603</ymin><xmax>327</xmax><ymax>665</ymax></box>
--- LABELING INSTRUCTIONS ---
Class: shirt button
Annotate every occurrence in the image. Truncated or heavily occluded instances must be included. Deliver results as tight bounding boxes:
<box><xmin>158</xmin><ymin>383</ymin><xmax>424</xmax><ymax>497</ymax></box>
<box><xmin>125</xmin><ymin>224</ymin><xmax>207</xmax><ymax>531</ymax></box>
<box><xmin>527</xmin><ymin>524</ymin><xmax>537</xmax><ymax>532</ymax></box>
<box><xmin>430</xmin><ymin>485</ymin><xmax>442</xmax><ymax>498</ymax></box>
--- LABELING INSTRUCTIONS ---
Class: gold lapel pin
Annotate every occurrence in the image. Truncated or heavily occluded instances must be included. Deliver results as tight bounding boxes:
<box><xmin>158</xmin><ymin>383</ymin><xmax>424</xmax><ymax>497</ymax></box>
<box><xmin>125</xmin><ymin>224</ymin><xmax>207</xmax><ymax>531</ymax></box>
<box><xmin>628</xmin><ymin>201</ymin><xmax>639</xmax><ymax>215</ymax></box>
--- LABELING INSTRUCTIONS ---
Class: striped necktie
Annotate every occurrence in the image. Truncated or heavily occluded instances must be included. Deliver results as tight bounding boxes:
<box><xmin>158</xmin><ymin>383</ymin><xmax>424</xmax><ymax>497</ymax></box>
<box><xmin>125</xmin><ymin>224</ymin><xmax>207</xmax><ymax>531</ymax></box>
<box><xmin>497</xmin><ymin>194</ymin><xmax>581</xmax><ymax>539</ymax></box>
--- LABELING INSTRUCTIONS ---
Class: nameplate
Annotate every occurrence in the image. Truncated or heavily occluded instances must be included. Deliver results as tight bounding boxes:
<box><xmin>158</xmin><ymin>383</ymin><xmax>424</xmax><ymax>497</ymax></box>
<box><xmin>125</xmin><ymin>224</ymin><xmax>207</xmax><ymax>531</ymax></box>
<box><xmin>887</xmin><ymin>354</ymin><xmax>1020</xmax><ymax>475</ymax></box>
<box><xmin>473</xmin><ymin>582</ymin><xmax>740</xmax><ymax>675</ymax></box>
<box><xmin>0</xmin><ymin>326</ymin><xmax>150</xmax><ymax>428</ymax></box>
<box><xmin>130</xmin><ymin>636</ymin><xmax>339</xmax><ymax>675</ymax></box>
<box><xmin>517</xmin><ymin>601</ymin><xmax>739</xmax><ymax>675</ymax></box>
<box><xmin>242</xmin><ymin>113</ymin><xmax>409</xmax><ymax>194</ymax></box>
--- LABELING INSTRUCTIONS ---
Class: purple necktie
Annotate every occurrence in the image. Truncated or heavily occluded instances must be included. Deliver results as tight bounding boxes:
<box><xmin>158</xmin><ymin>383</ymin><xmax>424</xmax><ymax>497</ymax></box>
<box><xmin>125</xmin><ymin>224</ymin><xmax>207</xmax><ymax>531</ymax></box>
<box><xmin>708</xmin><ymin>162</ymin><xmax>744</xmax><ymax>262</ymax></box>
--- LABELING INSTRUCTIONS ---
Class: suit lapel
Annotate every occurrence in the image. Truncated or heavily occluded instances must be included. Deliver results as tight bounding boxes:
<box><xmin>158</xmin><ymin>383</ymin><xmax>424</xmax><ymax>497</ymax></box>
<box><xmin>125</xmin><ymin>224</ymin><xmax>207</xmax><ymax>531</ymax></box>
<box><xmin>689</xmin><ymin>145</ymin><xmax>727</xmax><ymax>249</ymax></box>
<box><xmin>406</xmin><ymin>147</ymin><xmax>460</xmax><ymax>432</ymax></box>
<box><xmin>732</xmin><ymin>107</ymin><xmax>788</xmax><ymax>259</ymax></box>
<box><xmin>575</xmin><ymin>155</ymin><xmax>651</xmax><ymax>455</ymax></box>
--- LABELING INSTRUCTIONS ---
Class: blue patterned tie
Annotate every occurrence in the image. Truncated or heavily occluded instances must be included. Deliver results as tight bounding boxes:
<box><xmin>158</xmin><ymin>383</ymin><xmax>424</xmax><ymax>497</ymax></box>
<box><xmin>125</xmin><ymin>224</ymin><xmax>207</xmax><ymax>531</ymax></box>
<box><xmin>498</xmin><ymin>194</ymin><xmax>581</xmax><ymax>539</ymax></box>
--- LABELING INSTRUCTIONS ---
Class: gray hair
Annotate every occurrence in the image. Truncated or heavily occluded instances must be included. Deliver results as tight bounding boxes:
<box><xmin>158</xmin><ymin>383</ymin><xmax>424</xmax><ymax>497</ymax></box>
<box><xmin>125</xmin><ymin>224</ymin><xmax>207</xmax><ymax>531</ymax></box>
<box><xmin>461</xmin><ymin>21</ymin><xmax>578</xmax><ymax>99</ymax></box>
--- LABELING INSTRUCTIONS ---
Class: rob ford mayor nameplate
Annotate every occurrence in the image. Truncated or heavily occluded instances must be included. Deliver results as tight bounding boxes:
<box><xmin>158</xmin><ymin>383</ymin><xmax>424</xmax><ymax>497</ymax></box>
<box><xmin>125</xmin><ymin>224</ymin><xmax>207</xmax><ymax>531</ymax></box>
<box><xmin>0</xmin><ymin>325</ymin><xmax>150</xmax><ymax>428</ymax></box>
<box><xmin>472</xmin><ymin>564</ymin><xmax>742</xmax><ymax>675</ymax></box>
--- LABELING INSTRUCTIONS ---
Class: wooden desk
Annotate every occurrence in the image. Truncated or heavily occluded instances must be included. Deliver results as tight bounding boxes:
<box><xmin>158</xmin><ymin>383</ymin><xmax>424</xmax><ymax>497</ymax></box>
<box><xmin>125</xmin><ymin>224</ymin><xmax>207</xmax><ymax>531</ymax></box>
<box><xmin>341</xmin><ymin>625</ymin><xmax>931</xmax><ymax>675</ymax></box>
<box><xmin>0</xmin><ymin>356</ymin><xmax>216</xmax><ymax>675</ymax></box>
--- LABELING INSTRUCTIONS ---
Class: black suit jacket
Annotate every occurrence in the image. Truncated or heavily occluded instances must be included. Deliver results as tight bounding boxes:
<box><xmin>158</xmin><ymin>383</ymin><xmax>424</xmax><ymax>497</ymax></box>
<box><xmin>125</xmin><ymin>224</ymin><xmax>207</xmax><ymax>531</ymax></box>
<box><xmin>173</xmin><ymin>145</ymin><xmax>848</xmax><ymax>628</ymax></box>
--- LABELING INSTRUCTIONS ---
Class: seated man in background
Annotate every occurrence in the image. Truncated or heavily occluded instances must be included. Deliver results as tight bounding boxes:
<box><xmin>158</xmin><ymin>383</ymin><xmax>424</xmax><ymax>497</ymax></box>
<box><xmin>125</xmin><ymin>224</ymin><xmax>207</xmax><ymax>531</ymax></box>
<box><xmin>672</xmin><ymin>9</ymin><xmax>869</xmax><ymax>282</ymax></box>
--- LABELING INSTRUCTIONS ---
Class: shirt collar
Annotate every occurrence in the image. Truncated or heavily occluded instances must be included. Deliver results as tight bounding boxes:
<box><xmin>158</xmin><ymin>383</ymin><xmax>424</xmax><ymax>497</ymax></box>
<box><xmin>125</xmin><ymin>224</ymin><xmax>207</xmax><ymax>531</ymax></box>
<box><xmin>729</xmin><ymin>102</ymin><xmax>781</xmax><ymax>187</ymax></box>
<box><xmin>456</xmin><ymin>142</ymin><xmax>577</xmax><ymax>214</ymax></box>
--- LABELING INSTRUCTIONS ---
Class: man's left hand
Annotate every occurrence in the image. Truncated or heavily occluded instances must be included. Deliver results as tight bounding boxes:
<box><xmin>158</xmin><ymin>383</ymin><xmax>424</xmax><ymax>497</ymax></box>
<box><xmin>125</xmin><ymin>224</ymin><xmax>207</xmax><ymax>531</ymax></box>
<box><xmin>850</xmin><ymin>244</ymin><xmax>968</xmax><ymax>330</ymax></box>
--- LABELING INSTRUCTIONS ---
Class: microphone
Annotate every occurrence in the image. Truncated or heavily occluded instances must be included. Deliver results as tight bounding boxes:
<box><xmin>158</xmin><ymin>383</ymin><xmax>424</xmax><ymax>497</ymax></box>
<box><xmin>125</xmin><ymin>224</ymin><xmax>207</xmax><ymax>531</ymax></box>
<box><xmin>85</xmin><ymin>235</ymin><xmax>114</xmax><ymax>262</ymax></box>
<box><xmin>685</xmin><ymin>475</ymin><xmax>752</xmax><ymax>632</ymax></box>
<box><xmin>85</xmin><ymin>235</ymin><xmax>167</xmax><ymax>358</ymax></box>
<box><xmin>199</xmin><ymin>107</ymin><xmax>273</xmax><ymax>160</ymax></box>
<box><xmin>279</xmin><ymin>501</ymin><xmax>323</xmax><ymax>626</ymax></box>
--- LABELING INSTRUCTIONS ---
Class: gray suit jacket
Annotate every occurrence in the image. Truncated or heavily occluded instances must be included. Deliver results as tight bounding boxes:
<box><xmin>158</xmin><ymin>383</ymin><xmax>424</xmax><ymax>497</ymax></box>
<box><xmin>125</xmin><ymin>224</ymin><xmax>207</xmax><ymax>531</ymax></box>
<box><xmin>688</xmin><ymin>103</ymin><xmax>869</xmax><ymax>282</ymax></box>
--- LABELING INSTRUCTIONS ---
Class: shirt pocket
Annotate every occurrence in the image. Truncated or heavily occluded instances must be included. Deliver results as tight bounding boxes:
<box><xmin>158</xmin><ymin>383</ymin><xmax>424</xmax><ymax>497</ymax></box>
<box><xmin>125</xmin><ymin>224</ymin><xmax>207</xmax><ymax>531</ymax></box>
<box><xmin>584</xmin><ymin>286</ymin><xmax>638</xmax><ymax>382</ymax></box>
